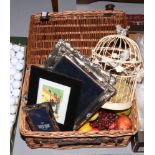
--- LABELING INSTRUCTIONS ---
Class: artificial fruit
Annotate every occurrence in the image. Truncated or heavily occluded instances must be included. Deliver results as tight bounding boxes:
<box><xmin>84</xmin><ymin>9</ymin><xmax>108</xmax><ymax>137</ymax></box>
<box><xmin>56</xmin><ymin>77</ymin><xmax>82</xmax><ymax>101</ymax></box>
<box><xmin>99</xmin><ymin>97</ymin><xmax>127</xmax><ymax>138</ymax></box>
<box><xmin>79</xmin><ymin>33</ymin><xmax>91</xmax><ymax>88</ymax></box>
<box><xmin>78</xmin><ymin>122</ymin><xmax>93</xmax><ymax>132</ymax></box>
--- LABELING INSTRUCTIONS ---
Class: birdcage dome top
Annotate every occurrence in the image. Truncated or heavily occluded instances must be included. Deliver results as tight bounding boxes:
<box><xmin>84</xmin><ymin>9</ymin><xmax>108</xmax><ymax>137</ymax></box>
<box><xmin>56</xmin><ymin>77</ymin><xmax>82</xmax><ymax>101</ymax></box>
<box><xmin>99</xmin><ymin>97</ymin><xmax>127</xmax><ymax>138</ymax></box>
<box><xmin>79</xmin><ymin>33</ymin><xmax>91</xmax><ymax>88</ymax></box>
<box><xmin>92</xmin><ymin>34</ymin><xmax>142</xmax><ymax>75</ymax></box>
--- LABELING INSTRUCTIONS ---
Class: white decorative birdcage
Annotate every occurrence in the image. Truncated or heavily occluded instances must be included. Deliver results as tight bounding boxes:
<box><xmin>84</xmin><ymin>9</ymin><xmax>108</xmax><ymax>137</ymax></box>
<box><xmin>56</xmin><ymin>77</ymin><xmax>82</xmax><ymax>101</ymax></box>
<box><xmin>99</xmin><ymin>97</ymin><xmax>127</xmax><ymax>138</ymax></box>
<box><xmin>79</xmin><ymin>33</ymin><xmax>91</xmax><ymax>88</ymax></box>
<box><xmin>91</xmin><ymin>25</ymin><xmax>143</xmax><ymax>110</ymax></box>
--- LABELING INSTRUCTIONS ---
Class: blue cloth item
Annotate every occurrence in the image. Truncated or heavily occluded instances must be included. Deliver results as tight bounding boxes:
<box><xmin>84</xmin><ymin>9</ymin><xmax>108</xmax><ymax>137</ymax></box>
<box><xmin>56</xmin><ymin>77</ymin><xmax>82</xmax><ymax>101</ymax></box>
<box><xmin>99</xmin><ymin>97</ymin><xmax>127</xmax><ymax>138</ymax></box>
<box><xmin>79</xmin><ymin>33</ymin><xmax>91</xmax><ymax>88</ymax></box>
<box><xmin>29</xmin><ymin>108</ymin><xmax>53</xmax><ymax>132</ymax></box>
<box><xmin>53</xmin><ymin>57</ymin><xmax>104</xmax><ymax>118</ymax></box>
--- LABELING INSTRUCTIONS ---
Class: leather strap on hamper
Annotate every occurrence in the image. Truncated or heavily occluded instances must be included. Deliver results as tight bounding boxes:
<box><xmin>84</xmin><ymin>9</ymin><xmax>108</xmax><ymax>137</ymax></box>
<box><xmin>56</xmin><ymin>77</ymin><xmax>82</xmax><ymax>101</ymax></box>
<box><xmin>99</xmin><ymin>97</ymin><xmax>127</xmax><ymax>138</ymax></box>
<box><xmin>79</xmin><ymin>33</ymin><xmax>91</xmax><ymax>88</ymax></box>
<box><xmin>33</xmin><ymin>137</ymin><xmax>124</xmax><ymax>148</ymax></box>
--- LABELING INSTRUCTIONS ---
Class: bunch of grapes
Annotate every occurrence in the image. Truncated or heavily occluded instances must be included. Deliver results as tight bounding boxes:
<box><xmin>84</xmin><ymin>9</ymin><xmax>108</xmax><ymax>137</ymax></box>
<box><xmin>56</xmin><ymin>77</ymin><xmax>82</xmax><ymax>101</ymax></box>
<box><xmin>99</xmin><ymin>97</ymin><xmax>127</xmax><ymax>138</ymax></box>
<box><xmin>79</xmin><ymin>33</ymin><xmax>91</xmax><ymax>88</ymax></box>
<box><xmin>90</xmin><ymin>110</ymin><xmax>117</xmax><ymax>130</ymax></box>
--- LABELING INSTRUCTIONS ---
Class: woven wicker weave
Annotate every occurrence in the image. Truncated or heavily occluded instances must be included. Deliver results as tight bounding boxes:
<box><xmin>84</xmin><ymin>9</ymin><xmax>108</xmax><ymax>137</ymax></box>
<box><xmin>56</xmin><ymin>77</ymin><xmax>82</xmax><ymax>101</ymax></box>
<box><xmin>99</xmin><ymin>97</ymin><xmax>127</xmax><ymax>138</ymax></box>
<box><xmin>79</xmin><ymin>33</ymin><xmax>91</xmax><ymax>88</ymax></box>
<box><xmin>20</xmin><ymin>70</ymin><xmax>138</xmax><ymax>149</ymax></box>
<box><xmin>19</xmin><ymin>9</ymin><xmax>139</xmax><ymax>149</ymax></box>
<box><xmin>26</xmin><ymin>9</ymin><xmax>127</xmax><ymax>67</ymax></box>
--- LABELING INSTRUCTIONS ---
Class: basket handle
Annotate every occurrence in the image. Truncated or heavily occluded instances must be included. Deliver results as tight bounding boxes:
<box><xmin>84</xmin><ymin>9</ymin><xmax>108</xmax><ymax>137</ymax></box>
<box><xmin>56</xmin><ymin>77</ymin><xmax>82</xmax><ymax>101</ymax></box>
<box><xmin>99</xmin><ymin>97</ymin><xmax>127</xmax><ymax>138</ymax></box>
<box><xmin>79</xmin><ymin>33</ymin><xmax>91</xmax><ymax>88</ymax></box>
<box><xmin>33</xmin><ymin>137</ymin><xmax>124</xmax><ymax>147</ymax></box>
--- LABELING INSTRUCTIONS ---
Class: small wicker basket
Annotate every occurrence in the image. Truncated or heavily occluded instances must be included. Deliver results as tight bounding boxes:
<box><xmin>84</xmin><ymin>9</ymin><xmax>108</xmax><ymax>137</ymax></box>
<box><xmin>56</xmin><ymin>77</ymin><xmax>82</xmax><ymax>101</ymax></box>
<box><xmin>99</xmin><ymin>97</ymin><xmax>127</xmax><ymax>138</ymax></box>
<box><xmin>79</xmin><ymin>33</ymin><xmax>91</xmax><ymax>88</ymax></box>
<box><xmin>19</xmin><ymin>8</ymin><xmax>138</xmax><ymax>149</ymax></box>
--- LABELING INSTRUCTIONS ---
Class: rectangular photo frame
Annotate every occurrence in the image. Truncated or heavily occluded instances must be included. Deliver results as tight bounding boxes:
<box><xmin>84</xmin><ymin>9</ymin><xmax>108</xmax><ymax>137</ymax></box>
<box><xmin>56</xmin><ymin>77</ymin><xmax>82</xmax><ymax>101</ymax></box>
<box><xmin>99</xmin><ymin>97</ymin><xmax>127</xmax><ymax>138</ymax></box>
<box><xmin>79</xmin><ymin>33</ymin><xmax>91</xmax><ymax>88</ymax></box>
<box><xmin>23</xmin><ymin>102</ymin><xmax>60</xmax><ymax>132</ymax></box>
<box><xmin>44</xmin><ymin>40</ymin><xmax>116</xmax><ymax>130</ymax></box>
<box><xmin>27</xmin><ymin>65</ymin><xmax>82</xmax><ymax>131</ymax></box>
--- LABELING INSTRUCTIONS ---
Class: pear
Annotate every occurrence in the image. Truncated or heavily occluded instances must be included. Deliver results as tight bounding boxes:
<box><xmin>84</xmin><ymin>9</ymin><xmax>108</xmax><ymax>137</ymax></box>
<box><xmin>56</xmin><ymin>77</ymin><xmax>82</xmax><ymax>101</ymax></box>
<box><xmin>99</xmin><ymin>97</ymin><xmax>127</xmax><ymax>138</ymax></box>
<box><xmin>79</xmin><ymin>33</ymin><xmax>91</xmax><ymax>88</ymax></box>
<box><xmin>89</xmin><ymin>112</ymin><xmax>99</xmax><ymax>121</ymax></box>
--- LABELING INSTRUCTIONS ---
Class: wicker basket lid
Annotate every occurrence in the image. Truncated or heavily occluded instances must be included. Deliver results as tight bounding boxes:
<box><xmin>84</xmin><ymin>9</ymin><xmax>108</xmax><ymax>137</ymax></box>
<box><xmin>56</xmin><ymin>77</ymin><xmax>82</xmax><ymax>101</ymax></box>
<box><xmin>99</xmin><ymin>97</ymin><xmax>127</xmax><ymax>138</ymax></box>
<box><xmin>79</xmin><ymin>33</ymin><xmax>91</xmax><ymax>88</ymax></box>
<box><xmin>26</xmin><ymin>10</ymin><xmax>128</xmax><ymax>67</ymax></box>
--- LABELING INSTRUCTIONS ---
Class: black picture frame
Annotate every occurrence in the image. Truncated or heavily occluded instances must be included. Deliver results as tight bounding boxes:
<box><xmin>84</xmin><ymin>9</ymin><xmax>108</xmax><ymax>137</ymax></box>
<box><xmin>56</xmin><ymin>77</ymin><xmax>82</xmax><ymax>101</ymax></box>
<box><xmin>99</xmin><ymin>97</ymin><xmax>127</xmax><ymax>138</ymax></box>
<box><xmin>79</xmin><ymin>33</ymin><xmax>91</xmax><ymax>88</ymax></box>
<box><xmin>27</xmin><ymin>65</ymin><xmax>82</xmax><ymax>131</ymax></box>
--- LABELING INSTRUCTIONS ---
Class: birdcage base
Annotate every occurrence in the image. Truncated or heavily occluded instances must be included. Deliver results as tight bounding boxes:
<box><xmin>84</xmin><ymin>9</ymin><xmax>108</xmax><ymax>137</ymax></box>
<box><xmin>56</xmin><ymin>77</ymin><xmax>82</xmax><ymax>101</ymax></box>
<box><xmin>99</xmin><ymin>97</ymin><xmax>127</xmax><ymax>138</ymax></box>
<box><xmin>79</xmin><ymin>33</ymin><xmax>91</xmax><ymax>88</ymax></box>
<box><xmin>102</xmin><ymin>101</ymin><xmax>132</xmax><ymax>110</ymax></box>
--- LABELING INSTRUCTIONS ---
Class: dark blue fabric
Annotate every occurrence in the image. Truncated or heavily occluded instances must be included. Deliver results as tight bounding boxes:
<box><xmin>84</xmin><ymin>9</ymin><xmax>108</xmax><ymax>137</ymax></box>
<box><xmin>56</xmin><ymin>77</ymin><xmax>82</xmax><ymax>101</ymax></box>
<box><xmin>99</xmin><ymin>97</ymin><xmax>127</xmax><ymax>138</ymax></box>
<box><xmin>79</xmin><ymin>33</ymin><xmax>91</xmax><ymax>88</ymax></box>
<box><xmin>53</xmin><ymin>57</ymin><xmax>103</xmax><ymax>118</ymax></box>
<box><xmin>29</xmin><ymin>108</ymin><xmax>53</xmax><ymax>131</ymax></box>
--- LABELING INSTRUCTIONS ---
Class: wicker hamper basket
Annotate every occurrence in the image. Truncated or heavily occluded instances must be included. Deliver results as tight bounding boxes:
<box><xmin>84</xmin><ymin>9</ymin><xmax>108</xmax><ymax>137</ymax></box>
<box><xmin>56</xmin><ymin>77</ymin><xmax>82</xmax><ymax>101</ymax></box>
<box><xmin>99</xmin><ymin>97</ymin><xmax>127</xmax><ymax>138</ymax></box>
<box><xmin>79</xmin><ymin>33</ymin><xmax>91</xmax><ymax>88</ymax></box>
<box><xmin>20</xmin><ymin>8</ymin><xmax>138</xmax><ymax>149</ymax></box>
<box><xmin>20</xmin><ymin>70</ymin><xmax>138</xmax><ymax>149</ymax></box>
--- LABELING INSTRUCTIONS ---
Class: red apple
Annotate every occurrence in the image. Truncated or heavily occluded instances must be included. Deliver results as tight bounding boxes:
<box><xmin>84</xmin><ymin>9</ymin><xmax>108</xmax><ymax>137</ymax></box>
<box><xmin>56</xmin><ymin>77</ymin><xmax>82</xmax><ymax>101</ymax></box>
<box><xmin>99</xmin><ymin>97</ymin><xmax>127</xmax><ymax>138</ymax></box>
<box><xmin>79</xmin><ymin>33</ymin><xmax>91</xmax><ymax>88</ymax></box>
<box><xmin>115</xmin><ymin>116</ymin><xmax>132</xmax><ymax>130</ymax></box>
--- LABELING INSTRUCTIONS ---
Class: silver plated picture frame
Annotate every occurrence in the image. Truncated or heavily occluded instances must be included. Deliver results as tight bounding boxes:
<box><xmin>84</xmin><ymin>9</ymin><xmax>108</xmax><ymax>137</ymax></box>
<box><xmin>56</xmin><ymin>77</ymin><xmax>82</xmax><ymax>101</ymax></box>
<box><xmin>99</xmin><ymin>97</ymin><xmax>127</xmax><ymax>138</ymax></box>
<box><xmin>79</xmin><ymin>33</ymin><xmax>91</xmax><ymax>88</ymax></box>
<box><xmin>45</xmin><ymin>39</ymin><xmax>116</xmax><ymax>85</ymax></box>
<box><xmin>45</xmin><ymin>40</ymin><xmax>116</xmax><ymax>130</ymax></box>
